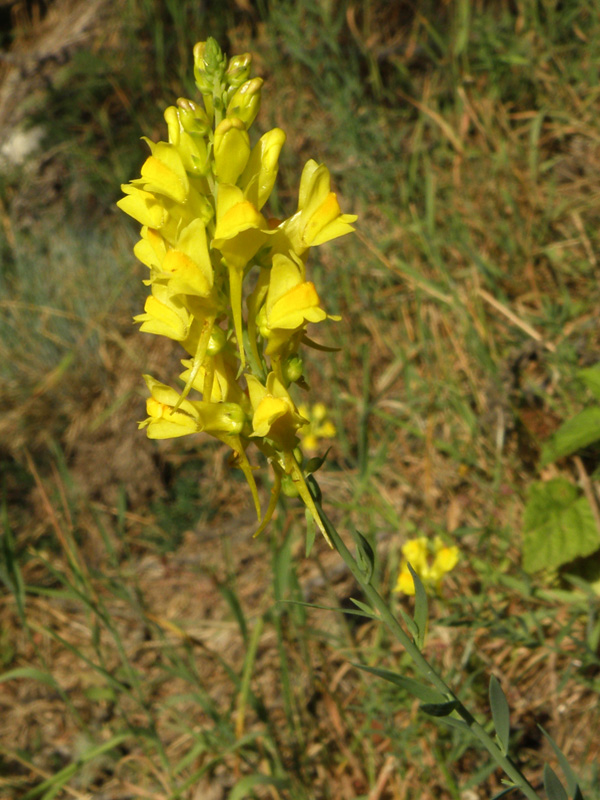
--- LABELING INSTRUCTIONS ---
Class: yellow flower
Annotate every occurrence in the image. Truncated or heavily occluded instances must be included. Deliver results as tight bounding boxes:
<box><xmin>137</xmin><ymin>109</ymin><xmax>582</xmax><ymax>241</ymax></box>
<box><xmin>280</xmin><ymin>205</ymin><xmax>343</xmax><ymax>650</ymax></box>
<box><xmin>139</xmin><ymin>375</ymin><xmax>245</xmax><ymax>439</ymax></box>
<box><xmin>297</xmin><ymin>402</ymin><xmax>336</xmax><ymax>452</ymax></box>
<box><xmin>395</xmin><ymin>537</ymin><xmax>459</xmax><ymax>595</ymax></box>
<box><xmin>273</xmin><ymin>160</ymin><xmax>357</xmax><ymax>256</ymax></box>
<box><xmin>257</xmin><ymin>252</ymin><xmax>338</xmax><ymax>355</ymax></box>
<box><xmin>246</xmin><ymin>372</ymin><xmax>307</xmax><ymax>451</ymax></box>
<box><xmin>134</xmin><ymin>284</ymin><xmax>192</xmax><ymax>341</ymax></box>
<box><xmin>239</xmin><ymin>127</ymin><xmax>286</xmax><ymax>210</ymax></box>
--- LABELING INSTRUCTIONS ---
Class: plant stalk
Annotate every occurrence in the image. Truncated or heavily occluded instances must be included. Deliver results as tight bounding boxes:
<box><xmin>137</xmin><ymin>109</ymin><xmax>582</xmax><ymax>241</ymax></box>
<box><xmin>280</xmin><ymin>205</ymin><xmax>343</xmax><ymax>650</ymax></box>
<box><xmin>313</xmin><ymin>489</ymin><xmax>541</xmax><ymax>800</ymax></box>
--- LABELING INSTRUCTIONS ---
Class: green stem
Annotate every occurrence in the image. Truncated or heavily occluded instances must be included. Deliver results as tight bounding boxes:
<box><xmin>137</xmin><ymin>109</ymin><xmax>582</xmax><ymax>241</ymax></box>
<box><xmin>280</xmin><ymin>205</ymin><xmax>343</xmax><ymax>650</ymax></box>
<box><xmin>311</xmin><ymin>486</ymin><xmax>541</xmax><ymax>800</ymax></box>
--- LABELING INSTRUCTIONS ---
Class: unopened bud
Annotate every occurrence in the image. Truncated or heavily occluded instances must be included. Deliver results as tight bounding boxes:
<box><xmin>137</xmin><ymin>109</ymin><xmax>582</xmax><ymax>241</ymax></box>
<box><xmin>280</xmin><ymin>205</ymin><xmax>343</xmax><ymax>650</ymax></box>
<box><xmin>206</xmin><ymin>326</ymin><xmax>227</xmax><ymax>356</ymax></box>
<box><xmin>282</xmin><ymin>356</ymin><xmax>303</xmax><ymax>384</ymax></box>
<box><xmin>213</xmin><ymin>118</ymin><xmax>251</xmax><ymax>184</ymax></box>
<box><xmin>226</xmin><ymin>77</ymin><xmax>263</xmax><ymax>128</ymax></box>
<box><xmin>226</xmin><ymin>53</ymin><xmax>252</xmax><ymax>89</ymax></box>
<box><xmin>281</xmin><ymin>474</ymin><xmax>300</xmax><ymax>498</ymax></box>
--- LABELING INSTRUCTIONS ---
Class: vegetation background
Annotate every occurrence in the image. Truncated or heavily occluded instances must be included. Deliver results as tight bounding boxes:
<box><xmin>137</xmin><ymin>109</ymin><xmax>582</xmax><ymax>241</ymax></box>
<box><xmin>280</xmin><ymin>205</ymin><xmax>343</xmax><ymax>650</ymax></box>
<box><xmin>1</xmin><ymin>0</ymin><xmax>599</xmax><ymax>798</ymax></box>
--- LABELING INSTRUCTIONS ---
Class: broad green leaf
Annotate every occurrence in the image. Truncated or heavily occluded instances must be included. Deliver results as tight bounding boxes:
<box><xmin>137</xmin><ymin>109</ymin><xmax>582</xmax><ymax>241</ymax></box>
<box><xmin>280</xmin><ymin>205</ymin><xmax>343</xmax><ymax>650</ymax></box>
<box><xmin>351</xmin><ymin>663</ymin><xmax>447</xmax><ymax>705</ymax></box>
<box><xmin>522</xmin><ymin>479</ymin><xmax>599</xmax><ymax>573</ymax></box>
<box><xmin>408</xmin><ymin>562</ymin><xmax>428</xmax><ymax>649</ymax></box>
<box><xmin>543</xmin><ymin>764</ymin><xmax>568</xmax><ymax>800</ymax></box>
<box><xmin>489</xmin><ymin>675</ymin><xmax>510</xmax><ymax>755</ymax></box>
<box><xmin>578</xmin><ymin>363</ymin><xmax>600</xmax><ymax>401</ymax></box>
<box><xmin>541</xmin><ymin>408</ymin><xmax>600</xmax><ymax>466</ymax></box>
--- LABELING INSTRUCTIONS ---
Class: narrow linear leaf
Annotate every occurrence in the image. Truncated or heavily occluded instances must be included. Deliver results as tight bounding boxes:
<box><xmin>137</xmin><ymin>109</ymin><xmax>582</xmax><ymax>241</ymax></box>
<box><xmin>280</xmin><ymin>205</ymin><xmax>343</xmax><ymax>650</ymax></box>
<box><xmin>408</xmin><ymin>562</ymin><xmax>428</xmax><ymax>648</ymax></box>
<box><xmin>539</xmin><ymin>726</ymin><xmax>584</xmax><ymax>799</ymax></box>
<box><xmin>436</xmin><ymin>715</ymin><xmax>472</xmax><ymax>734</ymax></box>
<box><xmin>420</xmin><ymin>699</ymin><xmax>460</xmax><ymax>717</ymax></box>
<box><xmin>353</xmin><ymin>529</ymin><xmax>375</xmax><ymax>583</ymax></box>
<box><xmin>490</xmin><ymin>784</ymin><xmax>518</xmax><ymax>800</ymax></box>
<box><xmin>543</xmin><ymin>764</ymin><xmax>568</xmax><ymax>800</ymax></box>
<box><xmin>349</xmin><ymin>597</ymin><xmax>380</xmax><ymax>620</ymax></box>
<box><xmin>489</xmin><ymin>675</ymin><xmax>511</xmax><ymax>756</ymax></box>
<box><xmin>282</xmin><ymin>600</ymin><xmax>378</xmax><ymax>619</ymax></box>
<box><xmin>351</xmin><ymin>663</ymin><xmax>447</xmax><ymax>705</ymax></box>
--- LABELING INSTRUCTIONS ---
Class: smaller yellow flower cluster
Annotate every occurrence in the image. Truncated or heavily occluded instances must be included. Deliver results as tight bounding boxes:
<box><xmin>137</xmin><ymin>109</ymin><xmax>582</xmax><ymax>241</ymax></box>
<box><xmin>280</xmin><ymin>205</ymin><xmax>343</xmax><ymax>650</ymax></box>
<box><xmin>297</xmin><ymin>403</ymin><xmax>337</xmax><ymax>452</ymax></box>
<box><xmin>118</xmin><ymin>39</ymin><xmax>356</xmax><ymax>543</ymax></box>
<box><xmin>395</xmin><ymin>537</ymin><xmax>459</xmax><ymax>595</ymax></box>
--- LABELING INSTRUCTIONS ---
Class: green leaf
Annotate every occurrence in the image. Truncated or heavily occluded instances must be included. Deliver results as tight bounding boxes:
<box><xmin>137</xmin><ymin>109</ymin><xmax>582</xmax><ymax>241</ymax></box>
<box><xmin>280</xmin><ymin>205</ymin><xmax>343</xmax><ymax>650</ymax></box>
<box><xmin>578</xmin><ymin>363</ymin><xmax>600</xmax><ymax>401</ymax></box>
<box><xmin>408</xmin><ymin>562</ymin><xmax>428</xmax><ymax>649</ymax></box>
<box><xmin>543</xmin><ymin>764</ymin><xmax>568</xmax><ymax>800</ymax></box>
<box><xmin>353</xmin><ymin>529</ymin><xmax>375</xmax><ymax>584</ymax></box>
<box><xmin>541</xmin><ymin>408</ymin><xmax>600</xmax><ymax>466</ymax></box>
<box><xmin>229</xmin><ymin>774</ymin><xmax>290</xmax><ymax>800</ymax></box>
<box><xmin>351</xmin><ymin>663</ymin><xmax>447</xmax><ymax>704</ymax></box>
<box><xmin>522</xmin><ymin>479</ymin><xmax>600</xmax><ymax>573</ymax></box>
<box><xmin>349</xmin><ymin>597</ymin><xmax>380</xmax><ymax>620</ymax></box>
<box><xmin>489</xmin><ymin>675</ymin><xmax>510</xmax><ymax>755</ymax></box>
<box><xmin>539</xmin><ymin>725</ymin><xmax>585</xmax><ymax>799</ymax></box>
<box><xmin>420</xmin><ymin>699</ymin><xmax>460</xmax><ymax>717</ymax></box>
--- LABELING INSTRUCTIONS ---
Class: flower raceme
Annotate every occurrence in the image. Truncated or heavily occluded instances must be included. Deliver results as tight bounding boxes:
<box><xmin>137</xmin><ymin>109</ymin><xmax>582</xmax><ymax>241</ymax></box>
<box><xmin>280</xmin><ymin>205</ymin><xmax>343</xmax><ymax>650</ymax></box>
<box><xmin>118</xmin><ymin>38</ymin><xmax>356</xmax><ymax>542</ymax></box>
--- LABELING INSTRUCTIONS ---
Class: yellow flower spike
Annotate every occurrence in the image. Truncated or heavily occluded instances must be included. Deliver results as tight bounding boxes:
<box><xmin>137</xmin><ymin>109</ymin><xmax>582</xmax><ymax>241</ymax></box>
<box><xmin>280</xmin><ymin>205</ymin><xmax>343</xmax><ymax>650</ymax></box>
<box><xmin>225</xmin><ymin>76</ymin><xmax>263</xmax><ymax>128</ymax></box>
<box><xmin>213</xmin><ymin>118</ymin><xmax>251</xmax><ymax>185</ymax></box>
<box><xmin>134</xmin><ymin>285</ymin><xmax>192</xmax><ymax>341</ymax></box>
<box><xmin>137</xmin><ymin>140</ymin><xmax>189</xmax><ymax>203</ymax></box>
<box><xmin>117</xmin><ymin>184</ymin><xmax>169</xmax><ymax>229</ymax></box>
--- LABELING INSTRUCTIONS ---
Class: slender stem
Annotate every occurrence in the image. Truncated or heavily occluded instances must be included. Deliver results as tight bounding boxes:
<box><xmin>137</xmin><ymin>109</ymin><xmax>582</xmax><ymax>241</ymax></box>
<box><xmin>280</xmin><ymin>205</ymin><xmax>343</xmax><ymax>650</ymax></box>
<box><xmin>312</xmin><ymin>488</ymin><xmax>541</xmax><ymax>800</ymax></box>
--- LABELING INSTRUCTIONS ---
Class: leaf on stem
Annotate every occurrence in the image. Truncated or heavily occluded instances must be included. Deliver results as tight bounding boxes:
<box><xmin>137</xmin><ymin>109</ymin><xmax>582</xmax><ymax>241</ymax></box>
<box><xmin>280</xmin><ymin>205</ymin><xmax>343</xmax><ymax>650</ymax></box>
<box><xmin>489</xmin><ymin>675</ymin><xmax>511</xmax><ymax>756</ymax></box>
<box><xmin>351</xmin><ymin>662</ymin><xmax>447</xmax><ymax>704</ymax></box>
<box><xmin>353</xmin><ymin>529</ymin><xmax>375</xmax><ymax>584</ymax></box>
<box><xmin>539</xmin><ymin>725</ymin><xmax>585</xmax><ymax>800</ymax></box>
<box><xmin>543</xmin><ymin>764</ymin><xmax>569</xmax><ymax>800</ymax></box>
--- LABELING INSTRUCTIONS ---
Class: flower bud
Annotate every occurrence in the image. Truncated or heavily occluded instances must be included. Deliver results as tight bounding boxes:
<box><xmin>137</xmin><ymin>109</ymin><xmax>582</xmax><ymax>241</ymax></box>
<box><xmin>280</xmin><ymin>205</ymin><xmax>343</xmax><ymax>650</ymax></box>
<box><xmin>206</xmin><ymin>326</ymin><xmax>227</xmax><ymax>356</ymax></box>
<box><xmin>281</xmin><ymin>473</ymin><xmax>300</xmax><ymax>498</ymax></box>
<box><xmin>282</xmin><ymin>356</ymin><xmax>303</xmax><ymax>384</ymax></box>
<box><xmin>193</xmin><ymin>38</ymin><xmax>226</xmax><ymax>93</ymax></box>
<box><xmin>226</xmin><ymin>77</ymin><xmax>263</xmax><ymax>128</ymax></box>
<box><xmin>226</xmin><ymin>52</ymin><xmax>252</xmax><ymax>89</ymax></box>
<box><xmin>213</xmin><ymin>118</ymin><xmax>251</xmax><ymax>184</ymax></box>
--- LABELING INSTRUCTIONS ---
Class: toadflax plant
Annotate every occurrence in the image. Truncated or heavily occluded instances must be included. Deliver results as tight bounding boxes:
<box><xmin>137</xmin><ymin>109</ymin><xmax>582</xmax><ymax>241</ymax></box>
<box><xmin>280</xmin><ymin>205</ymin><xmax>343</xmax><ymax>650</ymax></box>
<box><xmin>118</xmin><ymin>37</ymin><xmax>355</xmax><ymax>543</ymax></box>
<box><xmin>119</xmin><ymin>38</ymin><xmax>585</xmax><ymax>800</ymax></box>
